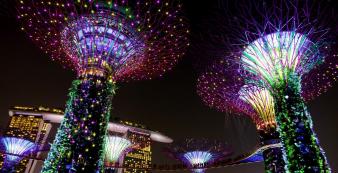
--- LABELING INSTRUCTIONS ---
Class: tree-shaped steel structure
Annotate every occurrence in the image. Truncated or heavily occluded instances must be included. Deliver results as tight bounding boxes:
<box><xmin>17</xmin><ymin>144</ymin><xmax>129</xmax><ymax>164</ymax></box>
<box><xmin>165</xmin><ymin>139</ymin><xmax>232</xmax><ymax>173</ymax></box>
<box><xmin>197</xmin><ymin>0</ymin><xmax>337</xmax><ymax>172</ymax></box>
<box><xmin>197</xmin><ymin>59</ymin><xmax>285</xmax><ymax>173</ymax></box>
<box><xmin>16</xmin><ymin>0</ymin><xmax>189</xmax><ymax>172</ymax></box>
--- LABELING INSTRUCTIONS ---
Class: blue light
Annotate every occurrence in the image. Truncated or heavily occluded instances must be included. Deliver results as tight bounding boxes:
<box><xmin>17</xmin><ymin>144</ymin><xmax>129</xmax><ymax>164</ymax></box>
<box><xmin>184</xmin><ymin>151</ymin><xmax>213</xmax><ymax>172</ymax></box>
<box><xmin>1</xmin><ymin>137</ymin><xmax>37</xmax><ymax>164</ymax></box>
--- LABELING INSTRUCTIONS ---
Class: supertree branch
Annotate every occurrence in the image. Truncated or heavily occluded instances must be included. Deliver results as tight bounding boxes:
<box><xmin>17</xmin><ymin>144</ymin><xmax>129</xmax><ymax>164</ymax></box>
<box><xmin>164</xmin><ymin>139</ymin><xmax>232</xmax><ymax>173</ymax></box>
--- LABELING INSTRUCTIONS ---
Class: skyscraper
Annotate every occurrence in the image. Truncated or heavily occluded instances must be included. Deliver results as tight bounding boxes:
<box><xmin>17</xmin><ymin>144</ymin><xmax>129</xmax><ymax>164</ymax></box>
<box><xmin>123</xmin><ymin>131</ymin><xmax>151</xmax><ymax>173</ymax></box>
<box><xmin>0</xmin><ymin>106</ymin><xmax>64</xmax><ymax>173</ymax></box>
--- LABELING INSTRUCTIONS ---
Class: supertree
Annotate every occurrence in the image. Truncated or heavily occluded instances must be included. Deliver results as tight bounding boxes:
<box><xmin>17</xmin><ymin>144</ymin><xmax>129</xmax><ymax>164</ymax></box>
<box><xmin>0</xmin><ymin>137</ymin><xmax>38</xmax><ymax>172</ymax></box>
<box><xmin>104</xmin><ymin>135</ymin><xmax>133</xmax><ymax>172</ymax></box>
<box><xmin>197</xmin><ymin>0</ymin><xmax>337</xmax><ymax>172</ymax></box>
<box><xmin>16</xmin><ymin>0</ymin><xmax>189</xmax><ymax>172</ymax></box>
<box><xmin>197</xmin><ymin>59</ymin><xmax>285</xmax><ymax>173</ymax></box>
<box><xmin>164</xmin><ymin>139</ymin><xmax>232</xmax><ymax>173</ymax></box>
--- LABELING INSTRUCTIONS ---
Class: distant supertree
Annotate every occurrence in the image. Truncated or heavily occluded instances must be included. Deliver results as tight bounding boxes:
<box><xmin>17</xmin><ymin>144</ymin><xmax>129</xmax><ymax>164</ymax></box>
<box><xmin>165</xmin><ymin>139</ymin><xmax>232</xmax><ymax>173</ymax></box>
<box><xmin>16</xmin><ymin>0</ymin><xmax>189</xmax><ymax>172</ymax></box>
<box><xmin>198</xmin><ymin>0</ymin><xmax>337</xmax><ymax>172</ymax></box>
<box><xmin>197</xmin><ymin>59</ymin><xmax>285</xmax><ymax>173</ymax></box>
<box><xmin>104</xmin><ymin>135</ymin><xmax>133</xmax><ymax>173</ymax></box>
<box><xmin>0</xmin><ymin>137</ymin><xmax>38</xmax><ymax>172</ymax></box>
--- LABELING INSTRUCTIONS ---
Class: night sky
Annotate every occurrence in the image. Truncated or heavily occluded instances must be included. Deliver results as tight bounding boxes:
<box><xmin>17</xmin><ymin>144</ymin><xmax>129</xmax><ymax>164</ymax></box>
<box><xmin>0</xmin><ymin>1</ymin><xmax>338</xmax><ymax>172</ymax></box>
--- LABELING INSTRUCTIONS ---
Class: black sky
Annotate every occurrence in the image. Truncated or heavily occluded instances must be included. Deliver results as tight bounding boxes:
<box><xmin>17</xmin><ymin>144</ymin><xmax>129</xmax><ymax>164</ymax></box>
<box><xmin>0</xmin><ymin>1</ymin><xmax>338</xmax><ymax>172</ymax></box>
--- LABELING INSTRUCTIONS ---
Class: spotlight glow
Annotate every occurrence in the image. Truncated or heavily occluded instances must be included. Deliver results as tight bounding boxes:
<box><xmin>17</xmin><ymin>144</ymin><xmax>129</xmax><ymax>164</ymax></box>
<box><xmin>239</xmin><ymin>85</ymin><xmax>276</xmax><ymax>129</ymax></box>
<box><xmin>184</xmin><ymin>151</ymin><xmax>212</xmax><ymax>173</ymax></box>
<box><xmin>241</xmin><ymin>31</ymin><xmax>320</xmax><ymax>86</ymax></box>
<box><xmin>105</xmin><ymin>136</ymin><xmax>132</xmax><ymax>163</ymax></box>
<box><xmin>165</xmin><ymin>139</ymin><xmax>231</xmax><ymax>173</ymax></box>
<box><xmin>1</xmin><ymin>137</ymin><xmax>37</xmax><ymax>163</ymax></box>
<box><xmin>184</xmin><ymin>151</ymin><xmax>212</xmax><ymax>165</ymax></box>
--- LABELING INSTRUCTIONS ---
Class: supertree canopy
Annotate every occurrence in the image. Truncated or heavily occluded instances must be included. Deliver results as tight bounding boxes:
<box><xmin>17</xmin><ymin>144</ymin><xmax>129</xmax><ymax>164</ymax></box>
<box><xmin>197</xmin><ymin>59</ymin><xmax>285</xmax><ymax>173</ymax></box>
<box><xmin>165</xmin><ymin>139</ymin><xmax>232</xmax><ymax>173</ymax></box>
<box><xmin>238</xmin><ymin>85</ymin><xmax>276</xmax><ymax>130</ymax></box>
<box><xmin>199</xmin><ymin>0</ymin><xmax>337</xmax><ymax>172</ymax></box>
<box><xmin>0</xmin><ymin>137</ymin><xmax>38</xmax><ymax>171</ymax></box>
<box><xmin>104</xmin><ymin>136</ymin><xmax>132</xmax><ymax>165</ymax></box>
<box><xmin>16</xmin><ymin>0</ymin><xmax>189</xmax><ymax>172</ymax></box>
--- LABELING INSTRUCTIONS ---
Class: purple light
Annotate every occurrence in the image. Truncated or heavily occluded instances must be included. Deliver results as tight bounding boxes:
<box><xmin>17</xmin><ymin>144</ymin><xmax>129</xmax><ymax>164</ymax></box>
<box><xmin>0</xmin><ymin>137</ymin><xmax>37</xmax><ymax>164</ymax></box>
<box><xmin>165</xmin><ymin>139</ymin><xmax>232</xmax><ymax>173</ymax></box>
<box><xmin>61</xmin><ymin>15</ymin><xmax>145</xmax><ymax>72</ymax></box>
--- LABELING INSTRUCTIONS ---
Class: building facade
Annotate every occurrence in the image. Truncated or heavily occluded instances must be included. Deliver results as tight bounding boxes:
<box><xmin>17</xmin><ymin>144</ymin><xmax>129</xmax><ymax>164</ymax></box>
<box><xmin>123</xmin><ymin>131</ymin><xmax>152</xmax><ymax>173</ymax></box>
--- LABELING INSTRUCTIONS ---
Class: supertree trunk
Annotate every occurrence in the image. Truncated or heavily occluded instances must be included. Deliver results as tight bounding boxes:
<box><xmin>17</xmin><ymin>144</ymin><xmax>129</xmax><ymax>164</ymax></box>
<box><xmin>68</xmin><ymin>73</ymin><xmax>115</xmax><ymax>173</ymax></box>
<box><xmin>272</xmin><ymin>74</ymin><xmax>330</xmax><ymax>173</ymax></box>
<box><xmin>262</xmin><ymin>147</ymin><xmax>285</xmax><ymax>173</ymax></box>
<box><xmin>42</xmin><ymin>80</ymin><xmax>81</xmax><ymax>173</ymax></box>
<box><xmin>258</xmin><ymin>128</ymin><xmax>285</xmax><ymax>173</ymax></box>
<box><xmin>42</xmin><ymin>72</ymin><xmax>115</xmax><ymax>173</ymax></box>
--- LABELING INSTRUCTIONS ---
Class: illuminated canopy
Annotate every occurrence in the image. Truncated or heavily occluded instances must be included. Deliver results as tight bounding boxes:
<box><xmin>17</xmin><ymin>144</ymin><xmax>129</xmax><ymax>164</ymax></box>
<box><xmin>105</xmin><ymin>136</ymin><xmax>132</xmax><ymax>163</ymax></box>
<box><xmin>165</xmin><ymin>139</ymin><xmax>232</xmax><ymax>173</ymax></box>
<box><xmin>239</xmin><ymin>85</ymin><xmax>276</xmax><ymax>129</ymax></box>
<box><xmin>0</xmin><ymin>137</ymin><xmax>37</xmax><ymax>163</ymax></box>
<box><xmin>17</xmin><ymin>0</ymin><xmax>189</xmax><ymax>81</ymax></box>
<box><xmin>61</xmin><ymin>12</ymin><xmax>144</xmax><ymax>73</ymax></box>
<box><xmin>184</xmin><ymin>151</ymin><xmax>212</xmax><ymax>172</ymax></box>
<box><xmin>241</xmin><ymin>31</ymin><xmax>321</xmax><ymax>86</ymax></box>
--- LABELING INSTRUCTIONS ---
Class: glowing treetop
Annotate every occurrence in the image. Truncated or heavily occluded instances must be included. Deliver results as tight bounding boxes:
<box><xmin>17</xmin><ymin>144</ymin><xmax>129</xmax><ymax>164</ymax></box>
<box><xmin>104</xmin><ymin>136</ymin><xmax>132</xmax><ymax>164</ymax></box>
<box><xmin>197</xmin><ymin>56</ymin><xmax>336</xmax><ymax>130</ymax></box>
<box><xmin>241</xmin><ymin>31</ymin><xmax>320</xmax><ymax>87</ymax></box>
<box><xmin>165</xmin><ymin>139</ymin><xmax>232</xmax><ymax>173</ymax></box>
<box><xmin>197</xmin><ymin>60</ymin><xmax>277</xmax><ymax>130</ymax></box>
<box><xmin>17</xmin><ymin>0</ymin><xmax>189</xmax><ymax>81</ymax></box>
<box><xmin>0</xmin><ymin>137</ymin><xmax>37</xmax><ymax>166</ymax></box>
<box><xmin>225</xmin><ymin>1</ymin><xmax>337</xmax><ymax>100</ymax></box>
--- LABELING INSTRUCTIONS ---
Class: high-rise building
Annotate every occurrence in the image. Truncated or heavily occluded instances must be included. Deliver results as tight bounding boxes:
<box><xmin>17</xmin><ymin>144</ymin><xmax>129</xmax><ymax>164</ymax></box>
<box><xmin>123</xmin><ymin>131</ymin><xmax>152</xmax><ymax>173</ymax></box>
<box><xmin>0</xmin><ymin>106</ymin><xmax>64</xmax><ymax>173</ymax></box>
